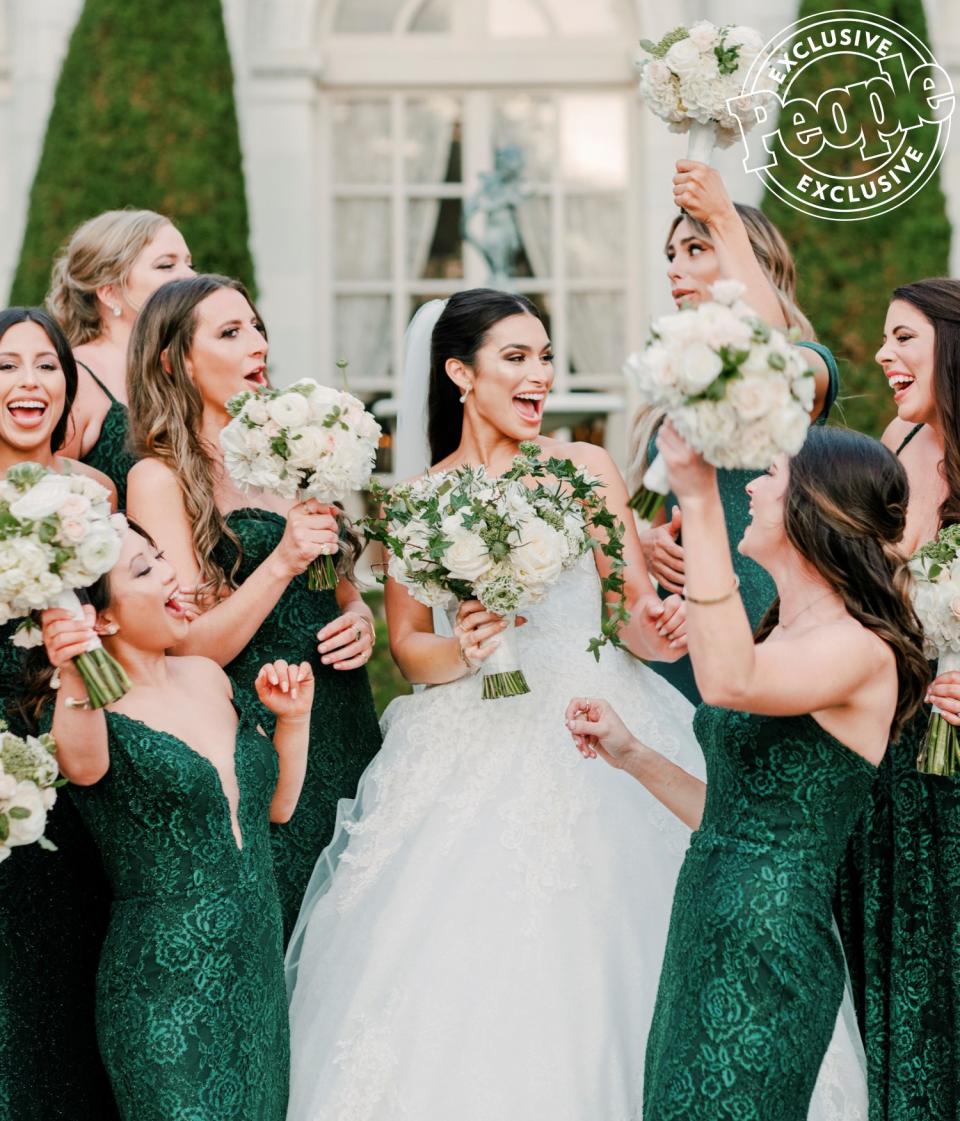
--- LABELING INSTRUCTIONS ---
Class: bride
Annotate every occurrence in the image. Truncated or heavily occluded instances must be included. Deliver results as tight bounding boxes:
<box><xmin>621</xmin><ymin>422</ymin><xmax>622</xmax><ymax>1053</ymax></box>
<box><xmin>285</xmin><ymin>289</ymin><xmax>867</xmax><ymax>1120</ymax></box>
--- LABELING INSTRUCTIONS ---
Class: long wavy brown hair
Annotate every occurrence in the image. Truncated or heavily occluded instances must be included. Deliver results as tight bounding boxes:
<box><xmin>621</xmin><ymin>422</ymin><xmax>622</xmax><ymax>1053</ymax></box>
<box><xmin>890</xmin><ymin>278</ymin><xmax>960</xmax><ymax>530</ymax></box>
<box><xmin>755</xmin><ymin>426</ymin><xmax>929</xmax><ymax>741</ymax></box>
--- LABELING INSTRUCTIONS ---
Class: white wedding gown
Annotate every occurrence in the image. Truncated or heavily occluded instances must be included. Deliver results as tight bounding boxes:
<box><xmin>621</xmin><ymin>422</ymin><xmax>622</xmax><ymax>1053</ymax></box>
<box><xmin>285</xmin><ymin>552</ymin><xmax>868</xmax><ymax>1121</ymax></box>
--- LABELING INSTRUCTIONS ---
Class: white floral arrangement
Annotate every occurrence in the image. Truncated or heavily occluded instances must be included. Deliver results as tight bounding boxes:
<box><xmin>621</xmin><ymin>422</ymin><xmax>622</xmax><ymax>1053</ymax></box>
<box><xmin>909</xmin><ymin>525</ymin><xmax>960</xmax><ymax>775</ymax></box>
<box><xmin>635</xmin><ymin>21</ymin><xmax>769</xmax><ymax>158</ymax></box>
<box><xmin>0</xmin><ymin>722</ymin><xmax>61</xmax><ymax>862</ymax></box>
<box><xmin>365</xmin><ymin>443</ymin><xmax>628</xmax><ymax>699</ymax></box>
<box><xmin>625</xmin><ymin>280</ymin><xmax>814</xmax><ymax>520</ymax></box>
<box><xmin>221</xmin><ymin>376</ymin><xmax>382</xmax><ymax>590</ymax></box>
<box><xmin>0</xmin><ymin>463</ymin><xmax>129</xmax><ymax>708</ymax></box>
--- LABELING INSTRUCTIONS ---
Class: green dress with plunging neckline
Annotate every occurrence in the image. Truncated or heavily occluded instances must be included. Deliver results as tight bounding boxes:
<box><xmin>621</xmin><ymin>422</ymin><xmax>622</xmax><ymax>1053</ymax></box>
<box><xmin>68</xmin><ymin>705</ymin><xmax>289</xmax><ymax>1121</ymax></box>
<box><xmin>212</xmin><ymin>507</ymin><xmax>382</xmax><ymax>942</ymax></box>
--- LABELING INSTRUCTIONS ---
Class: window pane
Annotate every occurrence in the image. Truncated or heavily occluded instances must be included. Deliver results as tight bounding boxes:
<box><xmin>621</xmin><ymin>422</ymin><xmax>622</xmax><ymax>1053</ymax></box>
<box><xmin>335</xmin><ymin>296</ymin><xmax>392</xmax><ymax>382</ymax></box>
<box><xmin>568</xmin><ymin>293</ymin><xmax>624</xmax><ymax>376</ymax></box>
<box><xmin>333</xmin><ymin>0</ymin><xmax>406</xmax><ymax>32</ymax></box>
<box><xmin>565</xmin><ymin>195</ymin><xmax>624</xmax><ymax>279</ymax></box>
<box><xmin>335</xmin><ymin>200</ymin><xmax>391</xmax><ymax>280</ymax></box>
<box><xmin>516</xmin><ymin>195</ymin><xmax>552</xmax><ymax>277</ymax></box>
<box><xmin>410</xmin><ymin>0</ymin><xmax>452</xmax><ymax>32</ymax></box>
<box><xmin>559</xmin><ymin>95</ymin><xmax>627</xmax><ymax>189</ymax></box>
<box><xmin>333</xmin><ymin>101</ymin><xmax>392</xmax><ymax>184</ymax></box>
<box><xmin>405</xmin><ymin>97</ymin><xmax>462</xmax><ymax>184</ymax></box>
<box><xmin>493</xmin><ymin>95</ymin><xmax>555</xmax><ymax>183</ymax></box>
<box><xmin>408</xmin><ymin>198</ymin><xmax>464</xmax><ymax>279</ymax></box>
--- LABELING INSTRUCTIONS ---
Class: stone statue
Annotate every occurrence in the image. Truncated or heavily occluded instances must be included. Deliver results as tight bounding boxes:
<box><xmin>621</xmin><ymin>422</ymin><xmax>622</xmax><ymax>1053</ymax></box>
<box><xmin>461</xmin><ymin>145</ymin><xmax>530</xmax><ymax>289</ymax></box>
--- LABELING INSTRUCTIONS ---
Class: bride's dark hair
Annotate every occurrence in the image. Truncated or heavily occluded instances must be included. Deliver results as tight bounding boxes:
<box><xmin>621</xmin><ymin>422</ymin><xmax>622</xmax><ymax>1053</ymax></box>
<box><xmin>427</xmin><ymin>288</ymin><xmax>543</xmax><ymax>464</ymax></box>
<box><xmin>755</xmin><ymin>426</ymin><xmax>929</xmax><ymax>740</ymax></box>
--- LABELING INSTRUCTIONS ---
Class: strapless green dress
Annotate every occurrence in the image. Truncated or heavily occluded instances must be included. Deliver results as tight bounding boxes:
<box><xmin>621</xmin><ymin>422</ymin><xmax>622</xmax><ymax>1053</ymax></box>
<box><xmin>77</xmin><ymin>363</ymin><xmax>137</xmax><ymax>509</ymax></box>
<box><xmin>69</xmin><ymin>707</ymin><xmax>289</xmax><ymax>1121</ymax></box>
<box><xmin>835</xmin><ymin>422</ymin><xmax>956</xmax><ymax>1119</ymax></box>
<box><xmin>0</xmin><ymin>624</ymin><xmax>116</xmax><ymax>1120</ymax></box>
<box><xmin>213</xmin><ymin>508</ymin><xmax>382</xmax><ymax>941</ymax></box>
<box><xmin>644</xmin><ymin>706</ymin><xmax>876</xmax><ymax>1120</ymax></box>
<box><xmin>649</xmin><ymin>340</ymin><xmax>840</xmax><ymax>703</ymax></box>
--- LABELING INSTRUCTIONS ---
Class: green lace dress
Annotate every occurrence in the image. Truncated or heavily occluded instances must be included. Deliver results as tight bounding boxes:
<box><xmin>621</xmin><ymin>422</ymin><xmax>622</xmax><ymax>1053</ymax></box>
<box><xmin>213</xmin><ymin>508</ymin><xmax>382</xmax><ymax>941</ymax></box>
<box><xmin>835</xmin><ymin>423</ymin><xmax>956</xmax><ymax>1119</ymax></box>
<box><xmin>0</xmin><ymin>625</ymin><xmax>116</xmax><ymax>1121</ymax></box>
<box><xmin>69</xmin><ymin>706</ymin><xmax>289</xmax><ymax>1121</ymax></box>
<box><xmin>644</xmin><ymin>707</ymin><xmax>876</xmax><ymax>1120</ymax></box>
<box><xmin>650</xmin><ymin>340</ymin><xmax>839</xmax><ymax>703</ymax></box>
<box><xmin>77</xmin><ymin>363</ymin><xmax>138</xmax><ymax>509</ymax></box>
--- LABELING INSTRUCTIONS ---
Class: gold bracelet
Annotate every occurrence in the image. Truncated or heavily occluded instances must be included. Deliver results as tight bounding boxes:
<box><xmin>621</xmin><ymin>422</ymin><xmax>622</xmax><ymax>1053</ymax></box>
<box><xmin>683</xmin><ymin>575</ymin><xmax>741</xmax><ymax>606</ymax></box>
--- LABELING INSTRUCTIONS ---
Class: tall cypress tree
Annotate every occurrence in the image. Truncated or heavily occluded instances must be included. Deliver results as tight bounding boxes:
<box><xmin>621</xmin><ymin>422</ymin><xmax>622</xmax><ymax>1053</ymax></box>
<box><xmin>10</xmin><ymin>0</ymin><xmax>255</xmax><ymax>304</ymax></box>
<box><xmin>761</xmin><ymin>0</ymin><xmax>950</xmax><ymax>438</ymax></box>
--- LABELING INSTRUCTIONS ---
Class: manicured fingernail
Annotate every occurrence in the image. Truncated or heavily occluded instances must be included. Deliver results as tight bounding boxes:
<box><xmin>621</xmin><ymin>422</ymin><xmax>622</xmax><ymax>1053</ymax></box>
<box><xmin>322</xmin><ymin>656</ymin><xmax>331</xmax><ymax>664</ymax></box>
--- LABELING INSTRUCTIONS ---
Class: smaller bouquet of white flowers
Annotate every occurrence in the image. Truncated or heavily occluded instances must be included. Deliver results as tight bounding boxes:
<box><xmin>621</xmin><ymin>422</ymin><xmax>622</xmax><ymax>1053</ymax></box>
<box><xmin>0</xmin><ymin>721</ymin><xmax>62</xmax><ymax>862</ymax></box>
<box><xmin>909</xmin><ymin>525</ymin><xmax>960</xmax><ymax>775</ymax></box>
<box><xmin>364</xmin><ymin>442</ymin><xmax>628</xmax><ymax>699</ymax></box>
<box><xmin>0</xmin><ymin>463</ymin><xmax>129</xmax><ymax>708</ymax></box>
<box><xmin>625</xmin><ymin>280</ymin><xmax>814</xmax><ymax>521</ymax></box>
<box><xmin>221</xmin><ymin>376</ymin><xmax>382</xmax><ymax>590</ymax></box>
<box><xmin>635</xmin><ymin>21</ymin><xmax>769</xmax><ymax>161</ymax></box>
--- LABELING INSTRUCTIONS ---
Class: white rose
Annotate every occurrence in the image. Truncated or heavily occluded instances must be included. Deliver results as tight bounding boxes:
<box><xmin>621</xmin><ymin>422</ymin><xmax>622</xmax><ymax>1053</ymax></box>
<box><xmin>59</xmin><ymin>494</ymin><xmax>91</xmax><ymax>519</ymax></box>
<box><xmin>267</xmin><ymin>392</ymin><xmax>311</xmax><ymax>429</ymax></box>
<box><xmin>442</xmin><ymin>518</ymin><xmax>494</xmax><ymax>584</ymax></box>
<box><xmin>286</xmin><ymin>428</ymin><xmax>328</xmax><ymax>470</ymax></box>
<box><xmin>6</xmin><ymin>781</ymin><xmax>46</xmax><ymax>846</ymax></box>
<box><xmin>710</xmin><ymin>279</ymin><xmax>747</xmax><ymax>307</ymax></box>
<box><xmin>665</xmin><ymin>36</ymin><xmax>704</xmax><ymax>80</ymax></box>
<box><xmin>306</xmin><ymin>384</ymin><xmax>344</xmax><ymax>423</ymax></box>
<box><xmin>724</xmin><ymin>25</ymin><xmax>764</xmax><ymax>56</ymax></box>
<box><xmin>242</xmin><ymin>397</ymin><xmax>270</xmax><ymax>426</ymax></box>
<box><xmin>0</xmin><ymin>773</ymin><xmax>16</xmax><ymax>799</ymax></box>
<box><xmin>769</xmin><ymin>404</ymin><xmax>810</xmax><ymax>457</ymax></box>
<box><xmin>510</xmin><ymin>517</ymin><xmax>565</xmax><ymax>594</ymax></box>
<box><xmin>677</xmin><ymin>342</ymin><xmax>724</xmax><ymax>395</ymax></box>
<box><xmin>688</xmin><ymin>20</ymin><xmax>721</xmax><ymax>51</ymax></box>
<box><xmin>74</xmin><ymin>528</ymin><xmax>123</xmax><ymax>578</ymax></box>
<box><xmin>9</xmin><ymin>474</ymin><xmax>74</xmax><ymax>521</ymax></box>
<box><xmin>697</xmin><ymin>304</ymin><xmax>754</xmax><ymax>350</ymax></box>
<box><xmin>727</xmin><ymin>376</ymin><xmax>790</xmax><ymax>422</ymax></box>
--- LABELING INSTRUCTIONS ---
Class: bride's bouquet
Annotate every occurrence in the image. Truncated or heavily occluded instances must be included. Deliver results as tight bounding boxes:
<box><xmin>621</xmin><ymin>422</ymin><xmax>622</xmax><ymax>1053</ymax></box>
<box><xmin>0</xmin><ymin>721</ymin><xmax>61</xmax><ymax>862</ymax></box>
<box><xmin>625</xmin><ymin>280</ymin><xmax>814</xmax><ymax>521</ymax></box>
<box><xmin>0</xmin><ymin>463</ymin><xmax>129</xmax><ymax>709</ymax></box>
<box><xmin>909</xmin><ymin>524</ymin><xmax>960</xmax><ymax>775</ymax></box>
<box><xmin>635</xmin><ymin>21</ymin><xmax>768</xmax><ymax>161</ymax></box>
<box><xmin>365</xmin><ymin>443</ymin><xmax>628</xmax><ymax>699</ymax></box>
<box><xmin>221</xmin><ymin>377</ymin><xmax>382</xmax><ymax>590</ymax></box>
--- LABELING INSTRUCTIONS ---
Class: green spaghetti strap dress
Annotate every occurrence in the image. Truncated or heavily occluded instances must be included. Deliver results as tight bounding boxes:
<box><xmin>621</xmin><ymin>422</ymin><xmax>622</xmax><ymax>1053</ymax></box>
<box><xmin>69</xmin><ymin>706</ymin><xmax>288</xmax><ymax>1121</ymax></box>
<box><xmin>77</xmin><ymin>362</ymin><xmax>138</xmax><ymax>509</ymax></box>
<box><xmin>644</xmin><ymin>707</ymin><xmax>876</xmax><ymax>1120</ymax></box>
<box><xmin>649</xmin><ymin>340</ymin><xmax>840</xmax><ymax>703</ymax></box>
<box><xmin>835</xmin><ymin>422</ymin><xmax>958</xmax><ymax>1120</ymax></box>
<box><xmin>212</xmin><ymin>508</ymin><xmax>382</xmax><ymax>942</ymax></box>
<box><xmin>0</xmin><ymin>625</ymin><xmax>116</xmax><ymax>1120</ymax></box>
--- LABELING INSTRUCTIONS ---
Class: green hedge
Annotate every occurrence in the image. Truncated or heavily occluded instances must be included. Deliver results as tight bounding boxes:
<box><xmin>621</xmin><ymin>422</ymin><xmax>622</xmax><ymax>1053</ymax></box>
<box><xmin>10</xmin><ymin>0</ymin><xmax>255</xmax><ymax>305</ymax></box>
<box><xmin>761</xmin><ymin>0</ymin><xmax>950</xmax><ymax>438</ymax></box>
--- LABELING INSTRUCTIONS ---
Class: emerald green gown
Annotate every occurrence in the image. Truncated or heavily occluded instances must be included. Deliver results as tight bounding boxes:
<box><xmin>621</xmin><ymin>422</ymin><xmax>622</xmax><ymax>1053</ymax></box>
<box><xmin>213</xmin><ymin>508</ymin><xmax>382</xmax><ymax>941</ymax></box>
<box><xmin>77</xmin><ymin>363</ymin><xmax>138</xmax><ymax>509</ymax></box>
<box><xmin>0</xmin><ymin>625</ymin><xmax>117</xmax><ymax>1120</ymax></box>
<box><xmin>835</xmin><ymin>423</ymin><xmax>956</xmax><ymax>1119</ymax></box>
<box><xmin>69</xmin><ymin>706</ymin><xmax>289</xmax><ymax>1121</ymax></box>
<box><xmin>644</xmin><ymin>706</ymin><xmax>876</xmax><ymax>1120</ymax></box>
<box><xmin>650</xmin><ymin>340</ymin><xmax>839</xmax><ymax>704</ymax></box>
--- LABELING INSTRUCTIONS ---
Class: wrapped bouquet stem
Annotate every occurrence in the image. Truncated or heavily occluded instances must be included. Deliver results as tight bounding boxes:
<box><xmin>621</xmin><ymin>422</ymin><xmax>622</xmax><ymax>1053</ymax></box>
<box><xmin>480</xmin><ymin>614</ymin><xmax>528</xmax><ymax>700</ymax></box>
<box><xmin>918</xmin><ymin>651</ymin><xmax>960</xmax><ymax>774</ymax></box>
<box><xmin>686</xmin><ymin>120</ymin><xmax>716</xmax><ymax>164</ymax></box>
<box><xmin>50</xmin><ymin>590</ymin><xmax>130</xmax><ymax>709</ymax></box>
<box><xmin>629</xmin><ymin>456</ymin><xmax>670</xmax><ymax>521</ymax></box>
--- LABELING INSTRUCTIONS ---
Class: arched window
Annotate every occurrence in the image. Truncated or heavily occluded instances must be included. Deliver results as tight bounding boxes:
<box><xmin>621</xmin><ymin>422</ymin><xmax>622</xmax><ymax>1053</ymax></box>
<box><xmin>316</xmin><ymin>0</ymin><xmax>639</xmax><ymax>459</ymax></box>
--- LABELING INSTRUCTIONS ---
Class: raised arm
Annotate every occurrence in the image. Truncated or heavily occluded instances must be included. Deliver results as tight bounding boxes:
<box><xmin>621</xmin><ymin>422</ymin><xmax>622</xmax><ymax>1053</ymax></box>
<box><xmin>253</xmin><ymin>659</ymin><xmax>314</xmax><ymax>823</ymax></box>
<box><xmin>126</xmin><ymin>458</ymin><xmax>337</xmax><ymax>665</ymax></box>
<box><xmin>41</xmin><ymin>606</ymin><xmax>110</xmax><ymax>786</ymax></box>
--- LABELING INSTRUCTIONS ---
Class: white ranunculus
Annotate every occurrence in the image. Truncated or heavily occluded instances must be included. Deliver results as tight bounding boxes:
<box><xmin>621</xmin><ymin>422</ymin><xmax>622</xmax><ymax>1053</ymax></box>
<box><xmin>510</xmin><ymin>517</ymin><xmax>565</xmax><ymax>594</ymax></box>
<box><xmin>6</xmin><ymin>781</ymin><xmax>46</xmax><ymax>846</ymax></box>
<box><xmin>267</xmin><ymin>392</ymin><xmax>311</xmax><ymax>429</ymax></box>
<box><xmin>678</xmin><ymin>342</ymin><xmax>724</xmax><ymax>394</ymax></box>
<box><xmin>442</xmin><ymin>518</ymin><xmax>494</xmax><ymax>584</ymax></box>
<box><xmin>710</xmin><ymin>279</ymin><xmax>747</xmax><ymax>307</ymax></box>
<box><xmin>286</xmin><ymin>428</ymin><xmax>328</xmax><ymax>470</ymax></box>
<box><xmin>688</xmin><ymin>20</ymin><xmax>721</xmax><ymax>51</ymax></box>
<box><xmin>242</xmin><ymin>397</ymin><xmax>270</xmax><ymax>425</ymax></box>
<box><xmin>75</xmin><ymin>527</ymin><xmax>123</xmax><ymax>578</ymax></box>
<box><xmin>724</xmin><ymin>25</ymin><xmax>764</xmax><ymax>55</ymax></box>
<box><xmin>9</xmin><ymin>474</ymin><xmax>74</xmax><ymax>521</ymax></box>
<box><xmin>665</xmin><ymin>36</ymin><xmax>704</xmax><ymax>80</ymax></box>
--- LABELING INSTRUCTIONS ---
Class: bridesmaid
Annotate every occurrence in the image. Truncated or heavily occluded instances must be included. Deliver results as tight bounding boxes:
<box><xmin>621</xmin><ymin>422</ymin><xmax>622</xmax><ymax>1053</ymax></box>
<box><xmin>566</xmin><ymin>424</ymin><xmax>928</xmax><ymax>1120</ymax></box>
<box><xmin>0</xmin><ymin>307</ymin><xmax>117</xmax><ymax>1119</ymax></box>
<box><xmin>634</xmin><ymin>161</ymin><xmax>840</xmax><ymax>703</ymax></box>
<box><xmin>124</xmin><ymin>273</ymin><xmax>382</xmax><ymax>940</ymax></box>
<box><xmin>836</xmin><ymin>277</ymin><xmax>960</xmax><ymax>1120</ymax></box>
<box><xmin>47</xmin><ymin>209</ymin><xmax>194</xmax><ymax>506</ymax></box>
<box><xmin>38</xmin><ymin>522</ymin><xmax>311</xmax><ymax>1120</ymax></box>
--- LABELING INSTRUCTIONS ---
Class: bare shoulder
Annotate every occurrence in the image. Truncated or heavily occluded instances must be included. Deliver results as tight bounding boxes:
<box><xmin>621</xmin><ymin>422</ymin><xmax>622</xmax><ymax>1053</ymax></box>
<box><xmin>128</xmin><ymin>456</ymin><xmax>182</xmax><ymax>496</ymax></box>
<box><xmin>536</xmin><ymin>437</ymin><xmax>619</xmax><ymax>478</ymax></box>
<box><xmin>169</xmin><ymin>655</ymin><xmax>232</xmax><ymax>698</ymax></box>
<box><xmin>811</xmin><ymin>617</ymin><xmax>895</xmax><ymax>675</ymax></box>
<box><xmin>881</xmin><ymin>415</ymin><xmax>916</xmax><ymax>454</ymax></box>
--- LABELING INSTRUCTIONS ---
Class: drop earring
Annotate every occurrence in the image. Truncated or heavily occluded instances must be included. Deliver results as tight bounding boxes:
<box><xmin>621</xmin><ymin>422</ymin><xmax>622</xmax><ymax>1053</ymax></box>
<box><xmin>459</xmin><ymin>385</ymin><xmax>472</xmax><ymax>405</ymax></box>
